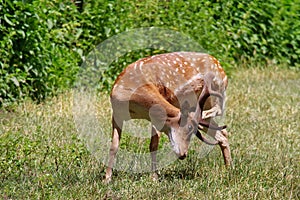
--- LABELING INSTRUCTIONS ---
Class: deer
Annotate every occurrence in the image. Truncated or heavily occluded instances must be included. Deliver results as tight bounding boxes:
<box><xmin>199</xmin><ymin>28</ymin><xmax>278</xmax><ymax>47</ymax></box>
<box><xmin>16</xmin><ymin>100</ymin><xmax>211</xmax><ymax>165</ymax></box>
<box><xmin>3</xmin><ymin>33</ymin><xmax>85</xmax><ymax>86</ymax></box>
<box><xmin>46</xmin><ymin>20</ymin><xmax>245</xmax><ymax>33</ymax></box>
<box><xmin>104</xmin><ymin>52</ymin><xmax>232</xmax><ymax>183</ymax></box>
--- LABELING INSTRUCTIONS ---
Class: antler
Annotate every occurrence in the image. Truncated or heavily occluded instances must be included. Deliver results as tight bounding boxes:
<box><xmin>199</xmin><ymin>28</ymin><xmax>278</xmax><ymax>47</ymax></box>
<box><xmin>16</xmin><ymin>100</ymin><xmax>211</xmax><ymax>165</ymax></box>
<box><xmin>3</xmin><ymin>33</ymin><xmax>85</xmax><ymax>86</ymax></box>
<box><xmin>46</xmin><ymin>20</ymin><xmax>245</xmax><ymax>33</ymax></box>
<box><xmin>195</xmin><ymin>126</ymin><xmax>219</xmax><ymax>145</ymax></box>
<box><xmin>196</xmin><ymin>72</ymin><xmax>226</xmax><ymax>131</ymax></box>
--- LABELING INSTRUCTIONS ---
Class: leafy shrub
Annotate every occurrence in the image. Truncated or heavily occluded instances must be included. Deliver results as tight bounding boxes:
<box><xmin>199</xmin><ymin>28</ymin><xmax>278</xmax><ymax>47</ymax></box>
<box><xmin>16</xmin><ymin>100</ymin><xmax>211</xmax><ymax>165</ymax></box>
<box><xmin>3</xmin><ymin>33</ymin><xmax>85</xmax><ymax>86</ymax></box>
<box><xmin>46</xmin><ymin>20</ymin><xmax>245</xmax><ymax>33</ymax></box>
<box><xmin>0</xmin><ymin>0</ymin><xmax>81</xmax><ymax>106</ymax></box>
<box><xmin>0</xmin><ymin>0</ymin><xmax>299</xmax><ymax>106</ymax></box>
<box><xmin>80</xmin><ymin>0</ymin><xmax>299</xmax><ymax>91</ymax></box>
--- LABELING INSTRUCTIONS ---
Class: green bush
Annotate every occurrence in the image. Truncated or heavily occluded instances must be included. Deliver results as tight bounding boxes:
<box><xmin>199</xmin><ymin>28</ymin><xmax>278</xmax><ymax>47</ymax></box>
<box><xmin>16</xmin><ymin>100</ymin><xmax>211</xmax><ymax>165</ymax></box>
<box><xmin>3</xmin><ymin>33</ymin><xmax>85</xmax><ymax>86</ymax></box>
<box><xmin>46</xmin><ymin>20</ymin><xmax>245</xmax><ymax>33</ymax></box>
<box><xmin>0</xmin><ymin>0</ymin><xmax>299</xmax><ymax>107</ymax></box>
<box><xmin>80</xmin><ymin>0</ymin><xmax>300</xmax><ymax>91</ymax></box>
<box><xmin>0</xmin><ymin>0</ymin><xmax>81</xmax><ymax>106</ymax></box>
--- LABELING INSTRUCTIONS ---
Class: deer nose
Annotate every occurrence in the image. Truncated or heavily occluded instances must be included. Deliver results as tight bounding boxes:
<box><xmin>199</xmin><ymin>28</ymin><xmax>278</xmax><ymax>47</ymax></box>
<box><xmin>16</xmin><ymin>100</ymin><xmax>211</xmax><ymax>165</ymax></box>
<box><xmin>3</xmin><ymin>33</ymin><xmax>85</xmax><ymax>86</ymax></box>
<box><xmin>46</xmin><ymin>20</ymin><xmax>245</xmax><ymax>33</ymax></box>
<box><xmin>178</xmin><ymin>152</ymin><xmax>187</xmax><ymax>160</ymax></box>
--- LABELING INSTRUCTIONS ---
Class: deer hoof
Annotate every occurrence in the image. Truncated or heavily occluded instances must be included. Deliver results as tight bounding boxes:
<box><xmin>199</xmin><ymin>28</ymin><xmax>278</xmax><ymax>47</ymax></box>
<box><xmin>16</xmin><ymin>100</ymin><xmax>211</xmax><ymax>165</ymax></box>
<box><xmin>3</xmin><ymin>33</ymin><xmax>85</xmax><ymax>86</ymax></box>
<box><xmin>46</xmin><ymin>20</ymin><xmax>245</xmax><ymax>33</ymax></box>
<box><xmin>151</xmin><ymin>173</ymin><xmax>159</xmax><ymax>181</ymax></box>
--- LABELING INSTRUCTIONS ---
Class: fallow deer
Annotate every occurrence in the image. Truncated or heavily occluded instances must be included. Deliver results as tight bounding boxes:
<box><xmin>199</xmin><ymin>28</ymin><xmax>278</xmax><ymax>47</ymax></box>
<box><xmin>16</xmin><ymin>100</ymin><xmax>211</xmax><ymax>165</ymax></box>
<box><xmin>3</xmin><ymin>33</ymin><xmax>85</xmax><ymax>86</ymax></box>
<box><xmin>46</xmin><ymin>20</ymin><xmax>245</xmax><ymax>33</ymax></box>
<box><xmin>105</xmin><ymin>52</ymin><xmax>232</xmax><ymax>183</ymax></box>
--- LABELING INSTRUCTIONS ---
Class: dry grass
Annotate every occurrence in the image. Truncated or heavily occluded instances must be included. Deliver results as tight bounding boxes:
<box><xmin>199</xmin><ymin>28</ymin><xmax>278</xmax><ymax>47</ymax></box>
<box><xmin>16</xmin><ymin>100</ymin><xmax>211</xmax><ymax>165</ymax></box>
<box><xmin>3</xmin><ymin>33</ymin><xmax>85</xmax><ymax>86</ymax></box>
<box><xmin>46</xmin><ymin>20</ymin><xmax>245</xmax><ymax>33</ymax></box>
<box><xmin>1</xmin><ymin>68</ymin><xmax>299</xmax><ymax>199</ymax></box>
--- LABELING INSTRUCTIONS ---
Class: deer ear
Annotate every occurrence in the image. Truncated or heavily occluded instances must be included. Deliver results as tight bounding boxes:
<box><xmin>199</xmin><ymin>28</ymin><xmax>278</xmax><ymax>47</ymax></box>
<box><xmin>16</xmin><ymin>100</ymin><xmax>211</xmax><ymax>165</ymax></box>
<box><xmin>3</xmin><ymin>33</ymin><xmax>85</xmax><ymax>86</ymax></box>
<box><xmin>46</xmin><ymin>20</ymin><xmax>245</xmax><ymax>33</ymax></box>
<box><xmin>179</xmin><ymin>101</ymin><xmax>191</xmax><ymax>126</ymax></box>
<box><xmin>180</xmin><ymin>100</ymin><xmax>191</xmax><ymax>118</ymax></box>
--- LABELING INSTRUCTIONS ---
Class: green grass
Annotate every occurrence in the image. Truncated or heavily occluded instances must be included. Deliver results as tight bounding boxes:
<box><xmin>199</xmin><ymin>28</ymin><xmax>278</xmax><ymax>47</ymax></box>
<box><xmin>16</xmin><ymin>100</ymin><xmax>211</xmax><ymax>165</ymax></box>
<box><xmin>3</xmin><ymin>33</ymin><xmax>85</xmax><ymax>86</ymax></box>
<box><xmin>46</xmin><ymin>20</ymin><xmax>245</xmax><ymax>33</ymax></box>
<box><xmin>1</xmin><ymin>68</ymin><xmax>299</xmax><ymax>199</ymax></box>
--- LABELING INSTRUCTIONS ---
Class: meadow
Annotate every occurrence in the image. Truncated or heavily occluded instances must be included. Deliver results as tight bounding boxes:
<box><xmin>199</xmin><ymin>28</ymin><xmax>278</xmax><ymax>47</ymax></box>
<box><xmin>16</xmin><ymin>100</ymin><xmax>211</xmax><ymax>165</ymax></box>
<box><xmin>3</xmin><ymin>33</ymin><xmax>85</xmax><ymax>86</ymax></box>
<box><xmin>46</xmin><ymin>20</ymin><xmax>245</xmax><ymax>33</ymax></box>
<box><xmin>1</xmin><ymin>0</ymin><xmax>299</xmax><ymax>199</ymax></box>
<box><xmin>1</xmin><ymin>67</ymin><xmax>299</xmax><ymax>199</ymax></box>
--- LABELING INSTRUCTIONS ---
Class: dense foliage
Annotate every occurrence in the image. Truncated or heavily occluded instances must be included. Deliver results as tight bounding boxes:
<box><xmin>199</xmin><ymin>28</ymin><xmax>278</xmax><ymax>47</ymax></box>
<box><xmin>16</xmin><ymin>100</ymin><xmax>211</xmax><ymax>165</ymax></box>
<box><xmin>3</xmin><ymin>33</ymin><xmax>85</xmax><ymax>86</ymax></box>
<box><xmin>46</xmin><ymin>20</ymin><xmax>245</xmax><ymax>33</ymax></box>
<box><xmin>0</xmin><ymin>1</ymin><xmax>82</xmax><ymax>106</ymax></box>
<box><xmin>1</xmin><ymin>0</ymin><xmax>299</xmax><ymax>106</ymax></box>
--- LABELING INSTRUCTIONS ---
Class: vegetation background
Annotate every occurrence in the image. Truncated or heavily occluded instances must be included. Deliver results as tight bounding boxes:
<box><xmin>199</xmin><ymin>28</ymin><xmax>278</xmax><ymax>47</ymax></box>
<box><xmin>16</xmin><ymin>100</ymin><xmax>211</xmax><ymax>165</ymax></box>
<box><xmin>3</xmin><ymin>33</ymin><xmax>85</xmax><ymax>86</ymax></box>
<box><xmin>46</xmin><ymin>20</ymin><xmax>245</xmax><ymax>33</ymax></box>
<box><xmin>0</xmin><ymin>0</ymin><xmax>299</xmax><ymax>199</ymax></box>
<box><xmin>1</xmin><ymin>0</ymin><xmax>299</xmax><ymax>105</ymax></box>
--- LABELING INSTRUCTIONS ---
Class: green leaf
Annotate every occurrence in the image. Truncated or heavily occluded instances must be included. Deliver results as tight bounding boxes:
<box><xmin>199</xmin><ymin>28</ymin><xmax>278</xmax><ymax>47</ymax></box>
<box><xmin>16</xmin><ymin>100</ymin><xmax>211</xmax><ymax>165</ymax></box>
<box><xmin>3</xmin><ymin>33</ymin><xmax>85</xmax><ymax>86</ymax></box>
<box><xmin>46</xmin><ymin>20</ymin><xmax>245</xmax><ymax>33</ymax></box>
<box><xmin>17</xmin><ymin>30</ymin><xmax>25</xmax><ymax>38</ymax></box>
<box><xmin>10</xmin><ymin>77</ymin><xmax>19</xmax><ymax>87</ymax></box>
<box><xmin>4</xmin><ymin>15</ymin><xmax>14</xmax><ymax>26</ymax></box>
<box><xmin>47</xmin><ymin>19</ymin><xmax>53</xmax><ymax>30</ymax></box>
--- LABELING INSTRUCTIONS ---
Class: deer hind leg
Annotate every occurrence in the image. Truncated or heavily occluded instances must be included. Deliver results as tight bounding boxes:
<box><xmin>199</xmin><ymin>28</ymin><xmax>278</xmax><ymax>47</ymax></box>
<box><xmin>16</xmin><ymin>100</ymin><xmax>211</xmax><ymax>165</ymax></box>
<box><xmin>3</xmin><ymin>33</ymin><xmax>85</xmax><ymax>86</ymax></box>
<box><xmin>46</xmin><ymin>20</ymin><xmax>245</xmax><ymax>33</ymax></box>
<box><xmin>104</xmin><ymin>117</ymin><xmax>123</xmax><ymax>183</ymax></box>
<box><xmin>150</xmin><ymin>125</ymin><xmax>161</xmax><ymax>181</ymax></box>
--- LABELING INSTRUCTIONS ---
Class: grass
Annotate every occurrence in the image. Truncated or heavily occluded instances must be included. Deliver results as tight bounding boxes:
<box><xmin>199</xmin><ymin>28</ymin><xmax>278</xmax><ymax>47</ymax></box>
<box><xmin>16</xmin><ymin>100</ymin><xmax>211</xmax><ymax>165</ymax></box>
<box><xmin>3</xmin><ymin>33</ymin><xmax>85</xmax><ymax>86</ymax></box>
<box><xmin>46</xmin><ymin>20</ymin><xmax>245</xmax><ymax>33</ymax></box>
<box><xmin>1</xmin><ymin>68</ymin><xmax>299</xmax><ymax>199</ymax></box>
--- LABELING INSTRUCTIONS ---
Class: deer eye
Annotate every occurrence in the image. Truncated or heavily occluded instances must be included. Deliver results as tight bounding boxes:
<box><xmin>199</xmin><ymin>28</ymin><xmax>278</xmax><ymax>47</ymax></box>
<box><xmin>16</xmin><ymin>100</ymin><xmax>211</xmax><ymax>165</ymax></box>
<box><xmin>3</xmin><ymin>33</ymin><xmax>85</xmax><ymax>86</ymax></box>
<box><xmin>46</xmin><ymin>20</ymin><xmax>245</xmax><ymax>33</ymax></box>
<box><xmin>188</xmin><ymin>125</ymin><xmax>193</xmax><ymax>131</ymax></box>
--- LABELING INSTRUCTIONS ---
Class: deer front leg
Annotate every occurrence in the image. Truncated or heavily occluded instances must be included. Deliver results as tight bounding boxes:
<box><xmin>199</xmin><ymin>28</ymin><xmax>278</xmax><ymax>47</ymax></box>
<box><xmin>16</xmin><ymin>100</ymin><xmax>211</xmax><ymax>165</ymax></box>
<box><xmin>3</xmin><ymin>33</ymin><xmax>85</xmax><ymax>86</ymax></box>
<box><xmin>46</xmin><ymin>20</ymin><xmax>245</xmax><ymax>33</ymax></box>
<box><xmin>215</xmin><ymin>128</ymin><xmax>232</xmax><ymax>166</ymax></box>
<box><xmin>104</xmin><ymin>117</ymin><xmax>122</xmax><ymax>184</ymax></box>
<box><xmin>200</xmin><ymin>119</ymin><xmax>231</xmax><ymax>166</ymax></box>
<box><xmin>150</xmin><ymin>125</ymin><xmax>161</xmax><ymax>181</ymax></box>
